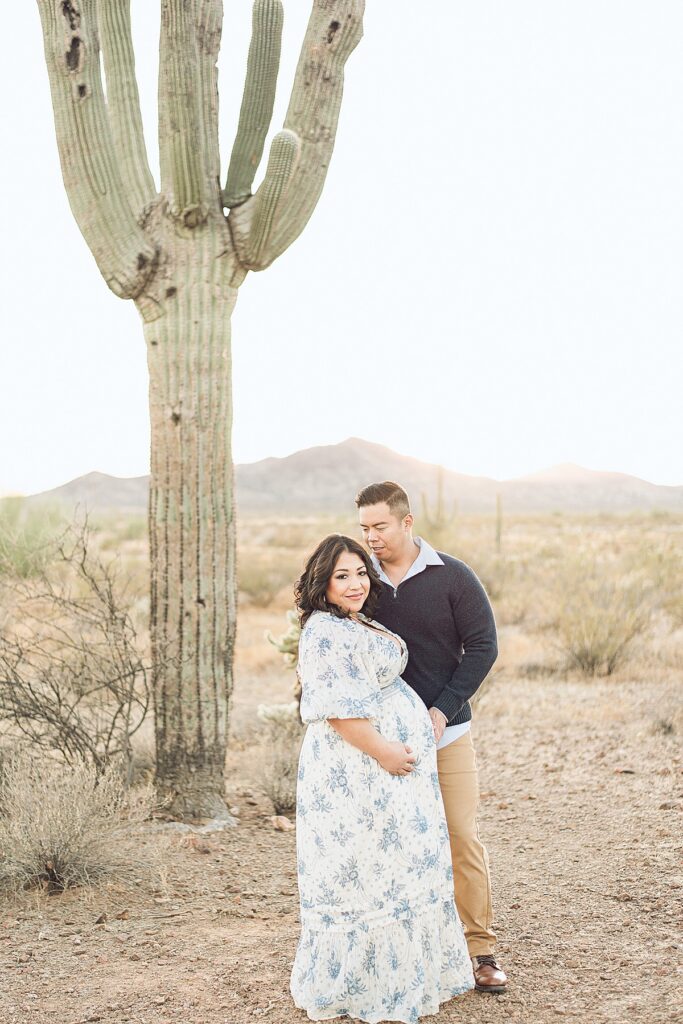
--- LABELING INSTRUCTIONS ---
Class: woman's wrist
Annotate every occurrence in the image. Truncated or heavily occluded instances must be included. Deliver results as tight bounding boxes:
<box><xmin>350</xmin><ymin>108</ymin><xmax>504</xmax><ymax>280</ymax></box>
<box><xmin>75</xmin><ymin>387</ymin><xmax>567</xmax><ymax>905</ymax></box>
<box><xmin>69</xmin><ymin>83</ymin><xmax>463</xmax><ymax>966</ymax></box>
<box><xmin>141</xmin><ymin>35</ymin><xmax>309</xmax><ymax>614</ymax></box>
<box><xmin>371</xmin><ymin>738</ymin><xmax>392</xmax><ymax>764</ymax></box>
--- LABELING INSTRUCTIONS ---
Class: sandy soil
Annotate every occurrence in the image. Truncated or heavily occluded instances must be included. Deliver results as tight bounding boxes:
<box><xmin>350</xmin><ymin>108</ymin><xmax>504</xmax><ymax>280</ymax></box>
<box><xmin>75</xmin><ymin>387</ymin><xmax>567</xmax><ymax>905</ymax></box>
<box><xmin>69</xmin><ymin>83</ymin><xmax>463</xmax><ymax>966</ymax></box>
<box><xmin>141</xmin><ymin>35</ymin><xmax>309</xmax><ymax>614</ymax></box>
<box><xmin>1</xmin><ymin>641</ymin><xmax>681</xmax><ymax>1024</ymax></box>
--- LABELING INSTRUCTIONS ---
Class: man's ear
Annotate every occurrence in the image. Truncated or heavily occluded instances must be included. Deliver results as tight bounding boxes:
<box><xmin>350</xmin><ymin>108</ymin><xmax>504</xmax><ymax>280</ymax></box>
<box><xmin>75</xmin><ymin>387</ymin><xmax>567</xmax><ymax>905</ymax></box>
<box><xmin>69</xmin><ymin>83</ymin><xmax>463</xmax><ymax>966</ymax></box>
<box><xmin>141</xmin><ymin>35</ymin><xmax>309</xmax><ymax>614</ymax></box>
<box><xmin>404</xmin><ymin>513</ymin><xmax>414</xmax><ymax>532</ymax></box>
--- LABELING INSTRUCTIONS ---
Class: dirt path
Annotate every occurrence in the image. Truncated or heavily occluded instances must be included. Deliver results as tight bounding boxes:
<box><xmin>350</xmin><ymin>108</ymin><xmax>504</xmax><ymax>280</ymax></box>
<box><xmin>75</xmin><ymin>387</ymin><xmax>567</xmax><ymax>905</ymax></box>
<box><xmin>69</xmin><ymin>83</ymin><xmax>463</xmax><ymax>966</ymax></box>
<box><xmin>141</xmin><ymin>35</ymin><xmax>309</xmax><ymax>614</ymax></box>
<box><xmin>1</xmin><ymin>673</ymin><xmax>680</xmax><ymax>1024</ymax></box>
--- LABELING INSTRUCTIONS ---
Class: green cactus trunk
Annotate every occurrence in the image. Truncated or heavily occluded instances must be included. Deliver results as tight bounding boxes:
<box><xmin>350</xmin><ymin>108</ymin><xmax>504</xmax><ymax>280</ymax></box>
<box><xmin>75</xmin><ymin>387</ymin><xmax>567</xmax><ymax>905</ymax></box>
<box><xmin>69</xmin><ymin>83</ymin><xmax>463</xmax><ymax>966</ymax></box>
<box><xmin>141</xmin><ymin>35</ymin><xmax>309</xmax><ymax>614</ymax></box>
<box><xmin>144</xmin><ymin>240</ymin><xmax>238</xmax><ymax>818</ymax></box>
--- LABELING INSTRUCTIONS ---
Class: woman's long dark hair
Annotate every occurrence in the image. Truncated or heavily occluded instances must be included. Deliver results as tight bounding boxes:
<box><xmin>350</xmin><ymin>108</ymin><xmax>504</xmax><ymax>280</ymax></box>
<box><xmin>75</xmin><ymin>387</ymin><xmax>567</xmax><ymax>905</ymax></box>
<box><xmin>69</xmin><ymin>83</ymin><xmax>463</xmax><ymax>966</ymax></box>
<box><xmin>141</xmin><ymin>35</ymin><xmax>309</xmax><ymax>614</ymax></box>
<box><xmin>295</xmin><ymin>535</ymin><xmax>382</xmax><ymax>628</ymax></box>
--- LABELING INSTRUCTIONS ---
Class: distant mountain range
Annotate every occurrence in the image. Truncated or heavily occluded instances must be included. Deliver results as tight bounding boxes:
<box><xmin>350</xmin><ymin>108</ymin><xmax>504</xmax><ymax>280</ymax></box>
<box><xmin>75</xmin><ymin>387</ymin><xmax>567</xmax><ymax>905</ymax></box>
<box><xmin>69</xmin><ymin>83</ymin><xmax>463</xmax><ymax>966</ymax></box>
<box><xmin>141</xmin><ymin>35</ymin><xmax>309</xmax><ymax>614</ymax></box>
<box><xmin>22</xmin><ymin>438</ymin><xmax>683</xmax><ymax>515</ymax></box>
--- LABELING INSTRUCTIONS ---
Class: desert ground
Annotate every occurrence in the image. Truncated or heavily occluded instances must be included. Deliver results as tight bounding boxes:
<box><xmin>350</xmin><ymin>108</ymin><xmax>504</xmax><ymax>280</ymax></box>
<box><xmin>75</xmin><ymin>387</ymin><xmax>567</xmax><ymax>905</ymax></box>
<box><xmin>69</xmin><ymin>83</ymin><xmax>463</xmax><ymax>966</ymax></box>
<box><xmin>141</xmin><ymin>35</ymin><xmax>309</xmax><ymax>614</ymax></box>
<box><xmin>0</xmin><ymin>510</ymin><xmax>681</xmax><ymax>1024</ymax></box>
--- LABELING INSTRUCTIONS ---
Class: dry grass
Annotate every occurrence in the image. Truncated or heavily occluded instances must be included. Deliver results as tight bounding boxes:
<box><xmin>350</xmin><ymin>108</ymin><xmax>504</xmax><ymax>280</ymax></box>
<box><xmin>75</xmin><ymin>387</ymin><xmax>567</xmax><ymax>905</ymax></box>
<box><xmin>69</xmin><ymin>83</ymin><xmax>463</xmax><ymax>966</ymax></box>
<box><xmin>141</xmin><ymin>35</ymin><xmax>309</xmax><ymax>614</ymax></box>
<box><xmin>0</xmin><ymin>752</ymin><xmax>158</xmax><ymax>894</ymax></box>
<box><xmin>548</xmin><ymin>559</ymin><xmax>652</xmax><ymax>675</ymax></box>
<box><xmin>254</xmin><ymin>703</ymin><xmax>304</xmax><ymax>814</ymax></box>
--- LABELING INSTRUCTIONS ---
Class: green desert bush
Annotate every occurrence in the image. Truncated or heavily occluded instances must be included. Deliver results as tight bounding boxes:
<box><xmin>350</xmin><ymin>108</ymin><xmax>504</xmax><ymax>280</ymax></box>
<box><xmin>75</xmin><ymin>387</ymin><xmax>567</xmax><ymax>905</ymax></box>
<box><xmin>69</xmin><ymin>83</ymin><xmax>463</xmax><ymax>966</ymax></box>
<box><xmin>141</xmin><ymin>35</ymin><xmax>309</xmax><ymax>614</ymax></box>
<box><xmin>0</xmin><ymin>498</ymin><xmax>64</xmax><ymax>579</ymax></box>
<box><xmin>0</xmin><ymin>752</ymin><xmax>156</xmax><ymax>893</ymax></box>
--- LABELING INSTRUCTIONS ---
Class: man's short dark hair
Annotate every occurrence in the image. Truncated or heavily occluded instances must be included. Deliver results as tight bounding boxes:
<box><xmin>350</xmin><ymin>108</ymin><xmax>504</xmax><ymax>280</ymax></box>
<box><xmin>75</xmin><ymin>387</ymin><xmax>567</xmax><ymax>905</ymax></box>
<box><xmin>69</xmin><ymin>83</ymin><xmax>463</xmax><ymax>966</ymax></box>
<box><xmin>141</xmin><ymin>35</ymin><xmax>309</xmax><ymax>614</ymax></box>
<box><xmin>354</xmin><ymin>481</ymin><xmax>411</xmax><ymax>521</ymax></box>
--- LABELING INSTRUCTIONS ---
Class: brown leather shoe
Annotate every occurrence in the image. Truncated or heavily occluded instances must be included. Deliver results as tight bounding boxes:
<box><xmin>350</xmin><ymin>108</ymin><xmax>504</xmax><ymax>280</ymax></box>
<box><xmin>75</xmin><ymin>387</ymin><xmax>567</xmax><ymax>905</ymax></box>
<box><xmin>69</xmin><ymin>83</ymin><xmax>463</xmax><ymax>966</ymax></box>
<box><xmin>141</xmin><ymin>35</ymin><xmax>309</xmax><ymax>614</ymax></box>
<box><xmin>472</xmin><ymin>954</ymin><xmax>508</xmax><ymax>993</ymax></box>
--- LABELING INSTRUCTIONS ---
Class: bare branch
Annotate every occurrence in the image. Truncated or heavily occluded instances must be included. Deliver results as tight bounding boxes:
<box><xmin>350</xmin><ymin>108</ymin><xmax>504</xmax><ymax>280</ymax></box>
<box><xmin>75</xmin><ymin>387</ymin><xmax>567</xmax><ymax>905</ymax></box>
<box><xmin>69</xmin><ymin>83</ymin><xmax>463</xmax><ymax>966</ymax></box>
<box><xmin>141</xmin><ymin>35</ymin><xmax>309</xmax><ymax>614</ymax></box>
<box><xmin>98</xmin><ymin>0</ymin><xmax>157</xmax><ymax>214</ymax></box>
<box><xmin>35</xmin><ymin>0</ymin><xmax>158</xmax><ymax>298</ymax></box>
<box><xmin>0</xmin><ymin>521</ymin><xmax>150</xmax><ymax>775</ymax></box>
<box><xmin>229</xmin><ymin>0</ymin><xmax>364</xmax><ymax>270</ymax></box>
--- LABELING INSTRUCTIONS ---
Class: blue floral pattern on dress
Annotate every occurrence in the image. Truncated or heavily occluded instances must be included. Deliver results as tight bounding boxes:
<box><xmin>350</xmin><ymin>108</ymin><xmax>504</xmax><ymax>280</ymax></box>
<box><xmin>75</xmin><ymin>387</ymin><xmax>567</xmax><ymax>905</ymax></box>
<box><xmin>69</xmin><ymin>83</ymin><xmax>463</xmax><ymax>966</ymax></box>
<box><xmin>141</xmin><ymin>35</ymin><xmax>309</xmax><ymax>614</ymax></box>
<box><xmin>290</xmin><ymin>611</ymin><xmax>474</xmax><ymax>1022</ymax></box>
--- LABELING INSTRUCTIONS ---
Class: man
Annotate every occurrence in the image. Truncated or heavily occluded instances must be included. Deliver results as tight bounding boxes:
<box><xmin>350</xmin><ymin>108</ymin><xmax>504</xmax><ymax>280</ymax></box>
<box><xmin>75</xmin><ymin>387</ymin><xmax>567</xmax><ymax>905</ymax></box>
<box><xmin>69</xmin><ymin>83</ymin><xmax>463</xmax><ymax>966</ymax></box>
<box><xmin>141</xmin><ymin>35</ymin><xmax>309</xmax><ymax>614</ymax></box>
<box><xmin>356</xmin><ymin>480</ymin><xmax>507</xmax><ymax>994</ymax></box>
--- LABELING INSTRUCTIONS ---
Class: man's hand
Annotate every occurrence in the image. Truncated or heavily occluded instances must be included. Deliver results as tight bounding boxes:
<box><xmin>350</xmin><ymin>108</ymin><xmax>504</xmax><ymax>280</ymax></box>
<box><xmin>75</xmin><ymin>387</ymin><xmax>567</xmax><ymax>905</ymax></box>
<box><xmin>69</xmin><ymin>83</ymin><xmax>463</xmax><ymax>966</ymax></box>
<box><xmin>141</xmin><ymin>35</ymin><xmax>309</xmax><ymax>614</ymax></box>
<box><xmin>428</xmin><ymin>707</ymin><xmax>448</xmax><ymax>743</ymax></box>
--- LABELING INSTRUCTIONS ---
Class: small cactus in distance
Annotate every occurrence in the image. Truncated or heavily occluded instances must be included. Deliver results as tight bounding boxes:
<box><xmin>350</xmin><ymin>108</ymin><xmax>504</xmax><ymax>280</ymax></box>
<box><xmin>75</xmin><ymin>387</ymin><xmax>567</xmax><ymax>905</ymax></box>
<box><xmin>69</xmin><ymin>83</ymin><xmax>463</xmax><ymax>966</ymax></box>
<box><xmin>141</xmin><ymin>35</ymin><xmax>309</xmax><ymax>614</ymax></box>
<box><xmin>421</xmin><ymin>467</ymin><xmax>457</xmax><ymax>548</ymax></box>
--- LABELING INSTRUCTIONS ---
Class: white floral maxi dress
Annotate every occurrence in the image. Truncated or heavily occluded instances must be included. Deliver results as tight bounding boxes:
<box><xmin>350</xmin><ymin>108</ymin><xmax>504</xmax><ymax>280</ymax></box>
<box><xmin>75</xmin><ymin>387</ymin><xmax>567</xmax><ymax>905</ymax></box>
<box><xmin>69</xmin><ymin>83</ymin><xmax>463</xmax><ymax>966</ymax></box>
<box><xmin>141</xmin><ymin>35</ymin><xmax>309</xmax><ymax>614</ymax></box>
<box><xmin>290</xmin><ymin>611</ymin><xmax>474</xmax><ymax>1023</ymax></box>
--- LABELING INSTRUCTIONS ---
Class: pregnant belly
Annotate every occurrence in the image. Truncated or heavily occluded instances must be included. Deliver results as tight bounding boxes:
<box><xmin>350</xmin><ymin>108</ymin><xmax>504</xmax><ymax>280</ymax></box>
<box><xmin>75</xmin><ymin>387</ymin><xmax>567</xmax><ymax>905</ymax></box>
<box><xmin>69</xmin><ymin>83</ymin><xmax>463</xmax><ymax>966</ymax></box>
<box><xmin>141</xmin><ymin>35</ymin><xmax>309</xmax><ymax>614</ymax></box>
<box><xmin>377</xmin><ymin>682</ymin><xmax>435</xmax><ymax>759</ymax></box>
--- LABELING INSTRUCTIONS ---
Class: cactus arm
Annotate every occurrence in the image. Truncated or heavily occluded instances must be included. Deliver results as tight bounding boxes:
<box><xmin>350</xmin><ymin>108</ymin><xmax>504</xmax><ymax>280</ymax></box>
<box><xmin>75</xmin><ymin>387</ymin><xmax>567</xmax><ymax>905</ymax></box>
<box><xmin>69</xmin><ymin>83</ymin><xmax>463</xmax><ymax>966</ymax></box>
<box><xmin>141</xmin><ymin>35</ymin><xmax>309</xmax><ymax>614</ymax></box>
<box><xmin>98</xmin><ymin>0</ymin><xmax>157</xmax><ymax>215</ymax></box>
<box><xmin>158</xmin><ymin>0</ymin><xmax>212</xmax><ymax>224</ymax></box>
<box><xmin>229</xmin><ymin>0</ymin><xmax>364</xmax><ymax>271</ymax></box>
<box><xmin>230</xmin><ymin>130</ymin><xmax>300</xmax><ymax>267</ymax></box>
<box><xmin>196</xmin><ymin>0</ymin><xmax>224</xmax><ymax>201</ymax></box>
<box><xmin>35</xmin><ymin>0</ymin><xmax>158</xmax><ymax>299</ymax></box>
<box><xmin>223</xmin><ymin>0</ymin><xmax>284</xmax><ymax>210</ymax></box>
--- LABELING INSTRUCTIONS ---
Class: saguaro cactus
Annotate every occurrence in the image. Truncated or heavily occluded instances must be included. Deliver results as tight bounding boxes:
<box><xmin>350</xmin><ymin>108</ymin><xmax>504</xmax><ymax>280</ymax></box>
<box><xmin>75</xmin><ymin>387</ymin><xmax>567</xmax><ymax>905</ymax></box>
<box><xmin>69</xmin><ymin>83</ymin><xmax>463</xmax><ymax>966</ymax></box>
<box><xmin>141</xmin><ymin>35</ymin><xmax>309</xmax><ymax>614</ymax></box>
<box><xmin>36</xmin><ymin>0</ymin><xmax>364</xmax><ymax>818</ymax></box>
<box><xmin>421</xmin><ymin>466</ymin><xmax>457</xmax><ymax>547</ymax></box>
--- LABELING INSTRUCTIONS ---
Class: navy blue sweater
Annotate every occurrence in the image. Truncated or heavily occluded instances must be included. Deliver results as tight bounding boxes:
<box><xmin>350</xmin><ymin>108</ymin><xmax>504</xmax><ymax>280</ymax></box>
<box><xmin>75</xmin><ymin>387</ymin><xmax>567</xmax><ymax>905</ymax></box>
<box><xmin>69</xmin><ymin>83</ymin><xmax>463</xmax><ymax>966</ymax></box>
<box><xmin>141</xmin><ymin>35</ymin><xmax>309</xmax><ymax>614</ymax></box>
<box><xmin>373</xmin><ymin>553</ymin><xmax>498</xmax><ymax>726</ymax></box>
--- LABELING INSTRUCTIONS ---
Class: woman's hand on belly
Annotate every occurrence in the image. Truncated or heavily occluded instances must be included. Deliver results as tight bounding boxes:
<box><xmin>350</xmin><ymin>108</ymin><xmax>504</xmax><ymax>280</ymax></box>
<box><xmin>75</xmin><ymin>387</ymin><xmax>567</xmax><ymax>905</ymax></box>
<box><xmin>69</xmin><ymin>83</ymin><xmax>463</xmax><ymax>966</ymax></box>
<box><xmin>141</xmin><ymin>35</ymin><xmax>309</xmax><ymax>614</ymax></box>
<box><xmin>328</xmin><ymin>718</ymin><xmax>416</xmax><ymax>776</ymax></box>
<box><xmin>377</xmin><ymin>741</ymin><xmax>417</xmax><ymax>777</ymax></box>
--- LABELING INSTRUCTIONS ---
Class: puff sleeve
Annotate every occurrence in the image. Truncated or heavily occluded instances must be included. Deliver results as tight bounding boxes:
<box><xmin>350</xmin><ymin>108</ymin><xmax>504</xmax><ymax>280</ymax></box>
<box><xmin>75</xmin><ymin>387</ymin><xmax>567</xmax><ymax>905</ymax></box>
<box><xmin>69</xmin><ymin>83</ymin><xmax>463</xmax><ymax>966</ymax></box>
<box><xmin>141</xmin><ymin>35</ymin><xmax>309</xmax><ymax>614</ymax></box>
<box><xmin>297</xmin><ymin>613</ymin><xmax>383</xmax><ymax>725</ymax></box>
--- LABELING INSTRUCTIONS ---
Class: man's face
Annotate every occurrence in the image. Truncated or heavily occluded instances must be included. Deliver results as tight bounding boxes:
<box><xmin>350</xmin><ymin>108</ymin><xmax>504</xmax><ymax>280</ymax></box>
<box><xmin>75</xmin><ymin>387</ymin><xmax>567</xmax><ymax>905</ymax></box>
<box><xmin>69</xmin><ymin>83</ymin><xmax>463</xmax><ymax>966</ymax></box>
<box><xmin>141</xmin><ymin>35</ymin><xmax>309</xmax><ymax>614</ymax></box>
<box><xmin>358</xmin><ymin>501</ymin><xmax>412</xmax><ymax>563</ymax></box>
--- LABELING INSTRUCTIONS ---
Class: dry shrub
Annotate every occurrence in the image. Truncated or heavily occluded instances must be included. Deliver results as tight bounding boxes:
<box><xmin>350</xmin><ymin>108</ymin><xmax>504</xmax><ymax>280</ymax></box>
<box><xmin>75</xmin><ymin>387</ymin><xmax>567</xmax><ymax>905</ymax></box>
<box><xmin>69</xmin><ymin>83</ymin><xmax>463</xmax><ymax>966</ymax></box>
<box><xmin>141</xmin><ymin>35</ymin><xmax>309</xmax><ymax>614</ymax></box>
<box><xmin>255</xmin><ymin>703</ymin><xmax>303</xmax><ymax>814</ymax></box>
<box><xmin>551</xmin><ymin>561</ymin><xmax>652</xmax><ymax>676</ymax></box>
<box><xmin>624</xmin><ymin>541</ymin><xmax>683</xmax><ymax>628</ymax></box>
<box><xmin>97</xmin><ymin>515</ymin><xmax>148</xmax><ymax>548</ymax></box>
<box><xmin>0</xmin><ymin>522</ymin><xmax>150</xmax><ymax>780</ymax></box>
<box><xmin>0</xmin><ymin>752</ymin><xmax>157</xmax><ymax>894</ymax></box>
<box><xmin>238</xmin><ymin>549</ymin><xmax>301</xmax><ymax>608</ymax></box>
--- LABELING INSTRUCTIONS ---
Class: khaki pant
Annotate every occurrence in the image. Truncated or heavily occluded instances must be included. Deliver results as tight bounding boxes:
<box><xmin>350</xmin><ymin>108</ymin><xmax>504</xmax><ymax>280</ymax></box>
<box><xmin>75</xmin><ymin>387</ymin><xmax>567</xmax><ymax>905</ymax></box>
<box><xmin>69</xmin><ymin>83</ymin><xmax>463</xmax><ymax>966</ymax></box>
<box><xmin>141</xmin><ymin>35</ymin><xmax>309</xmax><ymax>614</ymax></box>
<box><xmin>437</xmin><ymin>730</ymin><xmax>495</xmax><ymax>957</ymax></box>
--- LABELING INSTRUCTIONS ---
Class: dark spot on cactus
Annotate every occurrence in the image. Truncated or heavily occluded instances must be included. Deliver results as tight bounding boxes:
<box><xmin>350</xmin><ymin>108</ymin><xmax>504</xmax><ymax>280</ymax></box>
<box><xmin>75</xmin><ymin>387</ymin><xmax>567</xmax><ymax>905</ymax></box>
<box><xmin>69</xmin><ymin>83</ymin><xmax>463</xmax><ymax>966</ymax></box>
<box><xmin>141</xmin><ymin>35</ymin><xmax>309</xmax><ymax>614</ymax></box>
<box><xmin>150</xmin><ymin>340</ymin><xmax>158</xmax><ymax>346</ymax></box>
<box><xmin>181</xmin><ymin>204</ymin><xmax>206</xmax><ymax>229</ymax></box>
<box><xmin>77</xmin><ymin>84</ymin><xmax>87</xmax><ymax>99</ymax></box>
<box><xmin>165</xmin><ymin>287</ymin><xmax>177</xmax><ymax>299</ymax></box>
<box><xmin>171</xmin><ymin>412</ymin><xmax>181</xmax><ymax>425</ymax></box>
<box><xmin>65</xmin><ymin>36</ymin><xmax>81</xmax><ymax>72</ymax></box>
<box><xmin>137</xmin><ymin>253</ymin><xmax>148</xmax><ymax>270</ymax></box>
<box><xmin>196</xmin><ymin>597</ymin><xmax>206</xmax><ymax>607</ymax></box>
<box><xmin>61</xmin><ymin>2</ymin><xmax>80</xmax><ymax>31</ymax></box>
<box><xmin>327</xmin><ymin>20</ymin><xmax>340</xmax><ymax>44</ymax></box>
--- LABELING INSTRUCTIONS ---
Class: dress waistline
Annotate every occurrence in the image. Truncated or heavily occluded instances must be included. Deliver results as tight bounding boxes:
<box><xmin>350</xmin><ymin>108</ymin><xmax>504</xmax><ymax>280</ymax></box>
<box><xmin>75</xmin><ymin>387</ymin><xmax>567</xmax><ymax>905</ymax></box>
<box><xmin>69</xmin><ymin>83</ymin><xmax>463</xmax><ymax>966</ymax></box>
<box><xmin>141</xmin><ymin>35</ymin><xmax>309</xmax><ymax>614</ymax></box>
<box><xmin>379</xmin><ymin>678</ymin><xmax>404</xmax><ymax>701</ymax></box>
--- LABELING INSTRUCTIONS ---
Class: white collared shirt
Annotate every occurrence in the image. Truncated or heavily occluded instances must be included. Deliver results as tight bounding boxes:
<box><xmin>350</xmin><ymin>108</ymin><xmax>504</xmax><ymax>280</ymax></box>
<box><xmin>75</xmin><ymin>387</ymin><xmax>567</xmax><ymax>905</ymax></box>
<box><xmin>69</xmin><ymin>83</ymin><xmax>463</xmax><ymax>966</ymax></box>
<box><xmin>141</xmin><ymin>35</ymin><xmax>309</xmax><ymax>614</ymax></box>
<box><xmin>371</xmin><ymin>535</ymin><xmax>444</xmax><ymax>591</ymax></box>
<box><xmin>371</xmin><ymin>536</ymin><xmax>471</xmax><ymax>751</ymax></box>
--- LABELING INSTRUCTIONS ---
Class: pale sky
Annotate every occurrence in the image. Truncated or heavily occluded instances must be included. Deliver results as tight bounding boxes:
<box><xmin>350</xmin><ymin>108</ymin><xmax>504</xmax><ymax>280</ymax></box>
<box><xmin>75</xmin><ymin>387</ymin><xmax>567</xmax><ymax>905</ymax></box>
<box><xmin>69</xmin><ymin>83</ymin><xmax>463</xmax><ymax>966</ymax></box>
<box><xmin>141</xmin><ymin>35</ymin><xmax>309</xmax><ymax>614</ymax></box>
<box><xmin>1</xmin><ymin>2</ymin><xmax>682</xmax><ymax>495</ymax></box>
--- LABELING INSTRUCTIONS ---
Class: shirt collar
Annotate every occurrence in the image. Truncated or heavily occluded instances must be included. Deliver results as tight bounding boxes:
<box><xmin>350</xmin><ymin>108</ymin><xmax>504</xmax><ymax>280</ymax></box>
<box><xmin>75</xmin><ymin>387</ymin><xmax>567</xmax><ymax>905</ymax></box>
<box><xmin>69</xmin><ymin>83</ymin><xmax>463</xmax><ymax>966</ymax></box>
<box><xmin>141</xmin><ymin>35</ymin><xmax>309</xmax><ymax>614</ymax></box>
<box><xmin>371</xmin><ymin>536</ymin><xmax>444</xmax><ymax>587</ymax></box>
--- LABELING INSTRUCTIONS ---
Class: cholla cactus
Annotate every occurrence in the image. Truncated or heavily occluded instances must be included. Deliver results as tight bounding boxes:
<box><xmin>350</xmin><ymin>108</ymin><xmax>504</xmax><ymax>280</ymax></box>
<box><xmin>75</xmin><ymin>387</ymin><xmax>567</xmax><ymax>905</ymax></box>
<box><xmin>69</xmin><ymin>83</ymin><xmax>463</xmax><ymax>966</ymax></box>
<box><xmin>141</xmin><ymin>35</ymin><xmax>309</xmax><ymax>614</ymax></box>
<box><xmin>266</xmin><ymin>609</ymin><xmax>301</xmax><ymax>667</ymax></box>
<box><xmin>36</xmin><ymin>1</ymin><xmax>364</xmax><ymax>818</ymax></box>
<box><xmin>266</xmin><ymin>609</ymin><xmax>302</xmax><ymax>702</ymax></box>
<box><xmin>257</xmin><ymin>701</ymin><xmax>302</xmax><ymax>734</ymax></box>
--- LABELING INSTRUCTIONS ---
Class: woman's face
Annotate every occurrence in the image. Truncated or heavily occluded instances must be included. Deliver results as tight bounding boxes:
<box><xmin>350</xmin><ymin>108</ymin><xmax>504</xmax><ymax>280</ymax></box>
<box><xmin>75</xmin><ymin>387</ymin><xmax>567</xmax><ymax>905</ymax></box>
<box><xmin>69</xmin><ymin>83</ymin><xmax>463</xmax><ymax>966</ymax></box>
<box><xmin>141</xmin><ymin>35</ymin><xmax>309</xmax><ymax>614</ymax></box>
<box><xmin>325</xmin><ymin>551</ymin><xmax>371</xmax><ymax>615</ymax></box>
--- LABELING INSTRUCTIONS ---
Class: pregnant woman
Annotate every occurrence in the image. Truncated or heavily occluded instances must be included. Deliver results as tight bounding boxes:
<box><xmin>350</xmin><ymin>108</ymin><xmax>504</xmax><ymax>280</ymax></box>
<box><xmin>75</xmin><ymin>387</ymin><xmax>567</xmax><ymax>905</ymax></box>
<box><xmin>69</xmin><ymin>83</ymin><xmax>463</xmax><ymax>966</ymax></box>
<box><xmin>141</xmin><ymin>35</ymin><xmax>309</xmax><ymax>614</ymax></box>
<box><xmin>290</xmin><ymin>535</ymin><xmax>474</xmax><ymax>1023</ymax></box>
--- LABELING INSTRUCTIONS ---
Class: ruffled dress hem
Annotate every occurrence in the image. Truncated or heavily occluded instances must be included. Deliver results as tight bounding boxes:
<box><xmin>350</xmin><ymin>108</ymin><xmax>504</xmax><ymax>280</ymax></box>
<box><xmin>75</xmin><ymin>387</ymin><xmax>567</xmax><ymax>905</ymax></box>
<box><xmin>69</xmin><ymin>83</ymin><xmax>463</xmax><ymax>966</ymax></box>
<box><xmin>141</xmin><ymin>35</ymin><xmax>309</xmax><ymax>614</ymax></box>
<box><xmin>291</xmin><ymin>982</ymin><xmax>474</xmax><ymax>1023</ymax></box>
<box><xmin>290</xmin><ymin>903</ymin><xmax>475</xmax><ymax>1023</ymax></box>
